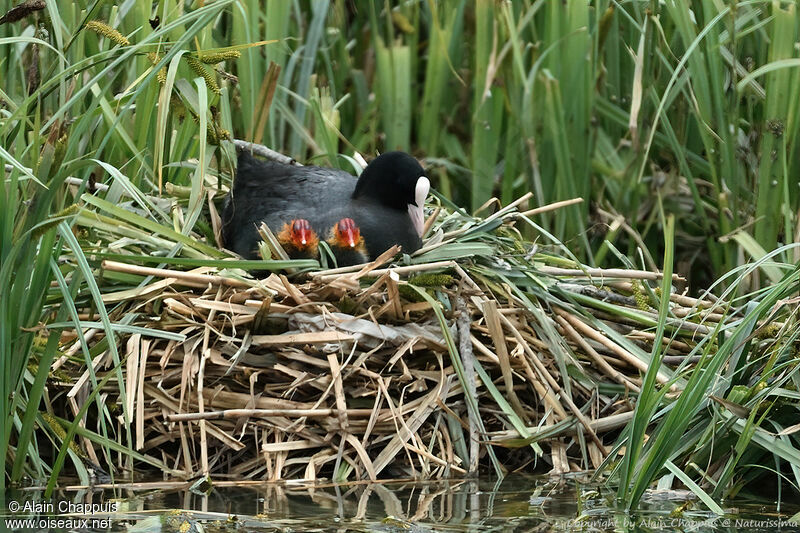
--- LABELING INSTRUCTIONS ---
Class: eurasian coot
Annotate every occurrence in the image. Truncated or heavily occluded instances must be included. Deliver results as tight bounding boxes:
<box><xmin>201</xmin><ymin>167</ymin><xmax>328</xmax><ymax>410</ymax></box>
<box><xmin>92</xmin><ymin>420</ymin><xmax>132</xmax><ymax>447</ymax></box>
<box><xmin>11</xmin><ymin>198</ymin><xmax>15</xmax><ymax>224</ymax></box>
<box><xmin>222</xmin><ymin>150</ymin><xmax>429</xmax><ymax>263</ymax></box>
<box><xmin>325</xmin><ymin>217</ymin><xmax>368</xmax><ymax>266</ymax></box>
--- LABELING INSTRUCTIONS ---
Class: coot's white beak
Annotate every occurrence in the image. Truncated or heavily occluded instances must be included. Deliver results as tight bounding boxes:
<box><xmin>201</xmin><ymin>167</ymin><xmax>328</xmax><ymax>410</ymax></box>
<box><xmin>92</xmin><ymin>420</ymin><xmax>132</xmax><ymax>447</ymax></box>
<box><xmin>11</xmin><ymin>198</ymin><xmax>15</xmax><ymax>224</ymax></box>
<box><xmin>408</xmin><ymin>176</ymin><xmax>430</xmax><ymax>237</ymax></box>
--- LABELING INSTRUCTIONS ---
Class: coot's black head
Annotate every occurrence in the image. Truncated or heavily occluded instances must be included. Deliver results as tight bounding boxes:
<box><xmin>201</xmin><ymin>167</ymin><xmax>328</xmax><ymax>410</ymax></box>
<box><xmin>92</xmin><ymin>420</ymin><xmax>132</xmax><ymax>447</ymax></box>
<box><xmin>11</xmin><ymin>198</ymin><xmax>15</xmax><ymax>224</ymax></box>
<box><xmin>352</xmin><ymin>151</ymin><xmax>429</xmax><ymax>237</ymax></box>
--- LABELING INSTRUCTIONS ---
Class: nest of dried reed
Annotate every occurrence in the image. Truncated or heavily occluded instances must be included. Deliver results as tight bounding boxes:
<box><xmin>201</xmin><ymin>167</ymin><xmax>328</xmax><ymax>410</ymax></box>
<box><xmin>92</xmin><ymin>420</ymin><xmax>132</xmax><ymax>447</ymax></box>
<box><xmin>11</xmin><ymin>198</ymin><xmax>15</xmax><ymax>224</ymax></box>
<box><xmin>48</xmin><ymin>185</ymin><xmax>727</xmax><ymax>484</ymax></box>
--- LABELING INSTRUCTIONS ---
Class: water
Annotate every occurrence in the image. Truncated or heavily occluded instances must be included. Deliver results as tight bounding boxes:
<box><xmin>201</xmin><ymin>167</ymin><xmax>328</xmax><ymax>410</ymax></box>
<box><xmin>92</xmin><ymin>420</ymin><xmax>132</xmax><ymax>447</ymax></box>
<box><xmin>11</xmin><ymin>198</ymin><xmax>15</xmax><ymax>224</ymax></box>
<box><xmin>2</xmin><ymin>475</ymin><xmax>799</xmax><ymax>532</ymax></box>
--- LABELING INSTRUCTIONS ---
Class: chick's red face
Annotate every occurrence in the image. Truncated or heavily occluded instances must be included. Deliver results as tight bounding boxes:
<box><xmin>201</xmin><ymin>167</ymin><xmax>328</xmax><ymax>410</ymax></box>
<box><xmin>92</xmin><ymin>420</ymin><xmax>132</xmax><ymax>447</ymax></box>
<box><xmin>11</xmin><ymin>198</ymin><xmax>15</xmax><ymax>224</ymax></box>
<box><xmin>334</xmin><ymin>218</ymin><xmax>360</xmax><ymax>248</ymax></box>
<box><xmin>289</xmin><ymin>219</ymin><xmax>314</xmax><ymax>248</ymax></box>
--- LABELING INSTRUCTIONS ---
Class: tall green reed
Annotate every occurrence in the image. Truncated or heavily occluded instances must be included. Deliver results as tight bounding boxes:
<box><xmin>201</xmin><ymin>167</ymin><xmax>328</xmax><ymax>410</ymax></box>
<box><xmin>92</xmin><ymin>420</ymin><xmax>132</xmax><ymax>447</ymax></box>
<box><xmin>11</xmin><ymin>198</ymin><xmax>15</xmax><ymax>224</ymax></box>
<box><xmin>1</xmin><ymin>0</ymin><xmax>233</xmax><ymax>489</ymax></box>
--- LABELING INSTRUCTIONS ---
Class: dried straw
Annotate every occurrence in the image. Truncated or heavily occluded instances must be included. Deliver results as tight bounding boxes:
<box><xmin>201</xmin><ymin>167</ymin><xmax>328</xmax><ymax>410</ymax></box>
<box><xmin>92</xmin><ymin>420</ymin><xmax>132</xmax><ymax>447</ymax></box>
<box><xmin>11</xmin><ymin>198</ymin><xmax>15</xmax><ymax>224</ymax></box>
<box><xmin>52</xmin><ymin>180</ymin><xmax>734</xmax><ymax>481</ymax></box>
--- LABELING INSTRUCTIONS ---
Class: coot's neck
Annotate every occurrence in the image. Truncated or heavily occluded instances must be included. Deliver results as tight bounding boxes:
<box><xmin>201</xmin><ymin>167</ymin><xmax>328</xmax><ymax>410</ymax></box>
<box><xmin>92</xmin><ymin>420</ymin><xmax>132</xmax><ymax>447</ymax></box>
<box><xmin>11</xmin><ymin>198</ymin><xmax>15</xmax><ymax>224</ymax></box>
<box><xmin>351</xmin><ymin>167</ymin><xmax>377</xmax><ymax>201</ymax></box>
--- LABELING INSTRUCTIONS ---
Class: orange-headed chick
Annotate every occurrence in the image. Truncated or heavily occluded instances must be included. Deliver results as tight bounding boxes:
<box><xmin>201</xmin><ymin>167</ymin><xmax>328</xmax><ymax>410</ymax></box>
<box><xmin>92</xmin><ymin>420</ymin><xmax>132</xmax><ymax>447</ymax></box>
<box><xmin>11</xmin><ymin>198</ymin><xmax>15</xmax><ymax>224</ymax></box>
<box><xmin>326</xmin><ymin>218</ymin><xmax>368</xmax><ymax>266</ymax></box>
<box><xmin>276</xmin><ymin>219</ymin><xmax>319</xmax><ymax>259</ymax></box>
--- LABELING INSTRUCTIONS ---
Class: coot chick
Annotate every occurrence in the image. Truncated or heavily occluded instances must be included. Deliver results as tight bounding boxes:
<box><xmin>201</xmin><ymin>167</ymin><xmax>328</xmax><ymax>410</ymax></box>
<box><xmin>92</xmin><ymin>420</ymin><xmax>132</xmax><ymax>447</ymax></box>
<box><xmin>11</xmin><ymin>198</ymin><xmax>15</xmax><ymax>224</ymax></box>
<box><xmin>222</xmin><ymin>151</ymin><xmax>429</xmax><ymax>261</ymax></box>
<box><xmin>276</xmin><ymin>218</ymin><xmax>319</xmax><ymax>259</ymax></box>
<box><xmin>325</xmin><ymin>218</ymin><xmax>368</xmax><ymax>266</ymax></box>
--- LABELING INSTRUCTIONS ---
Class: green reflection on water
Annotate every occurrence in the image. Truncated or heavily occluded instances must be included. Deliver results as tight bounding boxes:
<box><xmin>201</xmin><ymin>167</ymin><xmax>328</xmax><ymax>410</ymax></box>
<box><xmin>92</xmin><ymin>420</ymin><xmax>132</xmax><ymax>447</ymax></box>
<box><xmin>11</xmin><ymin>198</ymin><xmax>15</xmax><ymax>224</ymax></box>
<box><xmin>2</xmin><ymin>474</ymin><xmax>799</xmax><ymax>532</ymax></box>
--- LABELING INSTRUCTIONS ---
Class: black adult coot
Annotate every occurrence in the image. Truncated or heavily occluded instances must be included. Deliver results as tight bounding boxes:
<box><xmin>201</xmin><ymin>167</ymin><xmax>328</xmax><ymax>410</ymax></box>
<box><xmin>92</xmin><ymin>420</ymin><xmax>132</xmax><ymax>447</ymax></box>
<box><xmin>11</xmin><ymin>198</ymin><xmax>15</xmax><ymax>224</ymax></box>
<box><xmin>221</xmin><ymin>151</ymin><xmax>429</xmax><ymax>265</ymax></box>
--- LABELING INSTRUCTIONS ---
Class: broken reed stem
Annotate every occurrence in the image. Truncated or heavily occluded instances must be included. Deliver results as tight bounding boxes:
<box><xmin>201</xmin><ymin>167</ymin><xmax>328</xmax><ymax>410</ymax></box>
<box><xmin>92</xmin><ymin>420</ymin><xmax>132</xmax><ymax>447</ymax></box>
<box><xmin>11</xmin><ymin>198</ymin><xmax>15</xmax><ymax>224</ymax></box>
<box><xmin>101</xmin><ymin>260</ymin><xmax>251</xmax><ymax>288</ymax></box>
<box><xmin>422</xmin><ymin>206</ymin><xmax>441</xmax><ymax>236</ymax></box>
<box><xmin>313</xmin><ymin>260</ymin><xmax>457</xmax><ymax>282</ymax></box>
<box><xmin>52</xmin><ymin>328</ymin><xmax>100</xmax><ymax>372</ymax></box>
<box><xmin>167</xmin><ymin>408</ymin><xmax>388</xmax><ymax>422</ymax></box>
<box><xmin>516</xmin><ymin>197</ymin><xmax>584</xmax><ymax>218</ymax></box>
<box><xmin>607</xmin><ymin>281</ymin><xmax>717</xmax><ymax>309</ymax></box>
<box><xmin>440</xmin><ymin>193</ymin><xmax>571</xmax><ymax>241</ymax></box>
<box><xmin>232</xmin><ymin>139</ymin><xmax>299</xmax><ymax>166</ymax></box>
<box><xmin>327</xmin><ymin>353</ymin><xmax>350</xmax><ymax>433</ymax></box>
<box><xmin>198</xmin><ymin>287</ymin><xmax>222</xmax><ymax>476</ymax></box>
<box><xmin>541</xmin><ymin>266</ymin><xmax>683</xmax><ymax>281</ymax></box>
<box><xmin>488</xmin><ymin>411</ymin><xmax>635</xmax><ymax>441</ymax></box>
<box><xmin>309</xmin><ymin>244</ymin><xmax>400</xmax><ymax>278</ymax></box>
<box><xmin>480</xmin><ymin>192</ymin><xmax>533</xmax><ymax>222</ymax></box>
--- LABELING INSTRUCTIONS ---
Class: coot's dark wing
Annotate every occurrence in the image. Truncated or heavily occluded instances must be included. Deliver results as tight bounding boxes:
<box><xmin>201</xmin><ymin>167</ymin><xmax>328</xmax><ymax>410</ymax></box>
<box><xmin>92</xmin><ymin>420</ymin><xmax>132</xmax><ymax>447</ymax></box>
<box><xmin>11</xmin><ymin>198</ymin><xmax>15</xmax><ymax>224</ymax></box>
<box><xmin>222</xmin><ymin>153</ymin><xmax>357</xmax><ymax>258</ymax></box>
<box><xmin>227</xmin><ymin>153</ymin><xmax>356</xmax><ymax>217</ymax></box>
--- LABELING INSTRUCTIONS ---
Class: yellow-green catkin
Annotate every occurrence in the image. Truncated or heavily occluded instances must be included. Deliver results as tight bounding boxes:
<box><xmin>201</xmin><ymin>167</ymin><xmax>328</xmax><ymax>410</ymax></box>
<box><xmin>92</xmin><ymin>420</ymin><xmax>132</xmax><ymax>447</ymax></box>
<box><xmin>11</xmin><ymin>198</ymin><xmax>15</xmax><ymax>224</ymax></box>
<box><xmin>398</xmin><ymin>284</ymin><xmax>425</xmax><ymax>303</ymax></box>
<box><xmin>391</xmin><ymin>11</ymin><xmax>414</xmax><ymax>33</ymax></box>
<box><xmin>188</xmin><ymin>107</ymin><xmax>229</xmax><ymax>144</ymax></box>
<box><xmin>198</xmin><ymin>50</ymin><xmax>241</xmax><ymax>64</ymax></box>
<box><xmin>32</xmin><ymin>204</ymin><xmax>80</xmax><ymax>239</ymax></box>
<box><xmin>756</xmin><ymin>322</ymin><xmax>780</xmax><ymax>339</ymax></box>
<box><xmin>41</xmin><ymin>412</ymin><xmax>87</xmax><ymax>459</ymax></box>
<box><xmin>85</xmin><ymin>20</ymin><xmax>130</xmax><ymax>47</ymax></box>
<box><xmin>631</xmin><ymin>281</ymin><xmax>649</xmax><ymax>311</ymax></box>
<box><xmin>206</xmin><ymin>125</ymin><xmax>231</xmax><ymax>146</ymax></box>
<box><xmin>409</xmin><ymin>273</ymin><xmax>455</xmax><ymax>287</ymax></box>
<box><xmin>148</xmin><ymin>52</ymin><xmax>167</xmax><ymax>85</ymax></box>
<box><xmin>185</xmin><ymin>56</ymin><xmax>220</xmax><ymax>94</ymax></box>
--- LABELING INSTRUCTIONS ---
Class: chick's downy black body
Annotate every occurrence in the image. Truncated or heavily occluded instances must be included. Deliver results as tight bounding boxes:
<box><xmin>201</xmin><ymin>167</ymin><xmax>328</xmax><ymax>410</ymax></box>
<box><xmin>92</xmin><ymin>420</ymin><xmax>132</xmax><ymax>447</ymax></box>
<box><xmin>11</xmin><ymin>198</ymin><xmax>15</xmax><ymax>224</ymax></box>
<box><xmin>222</xmin><ymin>151</ymin><xmax>428</xmax><ymax>266</ymax></box>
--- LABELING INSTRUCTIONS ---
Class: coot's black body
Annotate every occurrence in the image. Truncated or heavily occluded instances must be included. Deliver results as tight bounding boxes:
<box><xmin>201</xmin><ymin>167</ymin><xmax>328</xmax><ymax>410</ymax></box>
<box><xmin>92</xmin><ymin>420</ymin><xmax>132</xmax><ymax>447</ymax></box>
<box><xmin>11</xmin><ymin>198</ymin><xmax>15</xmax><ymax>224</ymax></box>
<box><xmin>222</xmin><ymin>151</ymin><xmax>428</xmax><ymax>265</ymax></box>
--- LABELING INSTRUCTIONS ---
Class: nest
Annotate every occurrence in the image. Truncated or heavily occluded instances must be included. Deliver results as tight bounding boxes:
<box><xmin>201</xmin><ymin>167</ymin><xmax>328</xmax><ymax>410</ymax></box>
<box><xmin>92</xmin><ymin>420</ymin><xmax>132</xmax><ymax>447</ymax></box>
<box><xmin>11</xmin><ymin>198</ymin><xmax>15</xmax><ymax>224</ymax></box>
<box><xmin>48</xmin><ymin>185</ymin><xmax>729</xmax><ymax>484</ymax></box>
